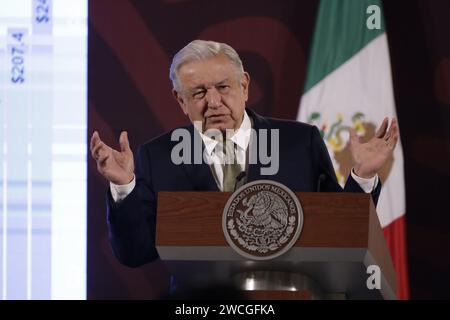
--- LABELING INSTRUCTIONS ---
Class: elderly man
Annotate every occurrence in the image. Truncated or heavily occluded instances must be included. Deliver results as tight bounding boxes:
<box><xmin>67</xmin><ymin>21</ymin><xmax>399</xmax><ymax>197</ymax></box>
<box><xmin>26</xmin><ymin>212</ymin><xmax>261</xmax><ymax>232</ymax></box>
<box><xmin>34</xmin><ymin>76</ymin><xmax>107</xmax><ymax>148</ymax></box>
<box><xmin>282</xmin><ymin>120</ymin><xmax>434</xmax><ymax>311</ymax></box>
<box><xmin>90</xmin><ymin>40</ymin><xmax>398</xmax><ymax>267</ymax></box>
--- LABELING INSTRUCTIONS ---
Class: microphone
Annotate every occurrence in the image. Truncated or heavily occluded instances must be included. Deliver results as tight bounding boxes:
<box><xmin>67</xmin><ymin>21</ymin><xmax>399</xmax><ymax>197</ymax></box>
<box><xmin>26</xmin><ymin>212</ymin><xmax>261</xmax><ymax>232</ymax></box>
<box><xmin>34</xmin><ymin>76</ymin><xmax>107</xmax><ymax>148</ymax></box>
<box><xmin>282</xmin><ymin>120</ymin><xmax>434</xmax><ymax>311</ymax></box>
<box><xmin>317</xmin><ymin>173</ymin><xmax>327</xmax><ymax>192</ymax></box>
<box><xmin>234</xmin><ymin>172</ymin><xmax>247</xmax><ymax>191</ymax></box>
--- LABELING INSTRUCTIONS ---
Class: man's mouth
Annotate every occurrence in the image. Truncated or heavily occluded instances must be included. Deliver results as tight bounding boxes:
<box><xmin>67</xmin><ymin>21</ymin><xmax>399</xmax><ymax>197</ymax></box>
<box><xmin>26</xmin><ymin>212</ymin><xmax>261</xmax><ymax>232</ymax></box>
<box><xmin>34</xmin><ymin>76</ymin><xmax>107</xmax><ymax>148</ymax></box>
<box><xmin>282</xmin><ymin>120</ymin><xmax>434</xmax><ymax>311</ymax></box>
<box><xmin>206</xmin><ymin>114</ymin><xmax>229</xmax><ymax>121</ymax></box>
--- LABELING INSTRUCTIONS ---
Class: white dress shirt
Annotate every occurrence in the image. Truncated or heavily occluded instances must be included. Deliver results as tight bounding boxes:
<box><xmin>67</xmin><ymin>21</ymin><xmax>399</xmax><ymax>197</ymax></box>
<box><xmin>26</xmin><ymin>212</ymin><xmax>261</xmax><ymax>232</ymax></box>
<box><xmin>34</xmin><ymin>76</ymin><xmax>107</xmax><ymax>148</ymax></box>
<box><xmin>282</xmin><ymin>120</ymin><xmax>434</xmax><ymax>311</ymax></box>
<box><xmin>198</xmin><ymin>111</ymin><xmax>251</xmax><ymax>190</ymax></box>
<box><xmin>110</xmin><ymin>110</ymin><xmax>378</xmax><ymax>202</ymax></box>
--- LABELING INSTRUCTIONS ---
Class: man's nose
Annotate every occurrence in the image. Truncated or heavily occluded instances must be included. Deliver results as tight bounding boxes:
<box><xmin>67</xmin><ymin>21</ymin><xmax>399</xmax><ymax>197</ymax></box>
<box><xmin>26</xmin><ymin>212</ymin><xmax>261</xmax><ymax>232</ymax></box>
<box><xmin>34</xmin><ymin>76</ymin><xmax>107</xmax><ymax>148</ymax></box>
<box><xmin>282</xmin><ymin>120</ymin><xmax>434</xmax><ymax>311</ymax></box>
<box><xmin>205</xmin><ymin>88</ymin><xmax>221</xmax><ymax>108</ymax></box>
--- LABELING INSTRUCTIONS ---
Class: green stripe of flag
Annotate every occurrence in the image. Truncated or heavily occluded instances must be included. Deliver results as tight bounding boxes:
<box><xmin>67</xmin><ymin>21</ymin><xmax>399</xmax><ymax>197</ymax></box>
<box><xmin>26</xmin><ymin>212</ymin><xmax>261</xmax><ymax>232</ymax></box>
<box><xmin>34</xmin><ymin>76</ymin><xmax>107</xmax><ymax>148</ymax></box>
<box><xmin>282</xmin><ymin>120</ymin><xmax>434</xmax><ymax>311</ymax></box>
<box><xmin>303</xmin><ymin>0</ymin><xmax>385</xmax><ymax>92</ymax></box>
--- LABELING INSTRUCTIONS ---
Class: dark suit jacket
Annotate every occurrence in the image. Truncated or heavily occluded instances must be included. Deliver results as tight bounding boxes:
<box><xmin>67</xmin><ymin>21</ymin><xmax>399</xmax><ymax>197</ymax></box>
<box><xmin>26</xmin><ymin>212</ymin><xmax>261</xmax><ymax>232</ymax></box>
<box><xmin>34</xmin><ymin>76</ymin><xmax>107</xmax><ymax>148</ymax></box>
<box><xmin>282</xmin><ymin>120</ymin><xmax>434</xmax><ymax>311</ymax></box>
<box><xmin>107</xmin><ymin>108</ymin><xmax>381</xmax><ymax>267</ymax></box>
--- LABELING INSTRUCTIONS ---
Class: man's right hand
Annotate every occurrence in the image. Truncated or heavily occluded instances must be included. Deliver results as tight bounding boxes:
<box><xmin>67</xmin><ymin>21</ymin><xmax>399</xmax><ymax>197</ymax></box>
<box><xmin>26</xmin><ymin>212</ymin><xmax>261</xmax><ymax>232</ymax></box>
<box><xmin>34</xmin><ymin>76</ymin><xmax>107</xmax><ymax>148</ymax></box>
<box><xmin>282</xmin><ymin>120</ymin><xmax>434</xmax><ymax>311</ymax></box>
<box><xmin>90</xmin><ymin>131</ymin><xmax>135</xmax><ymax>185</ymax></box>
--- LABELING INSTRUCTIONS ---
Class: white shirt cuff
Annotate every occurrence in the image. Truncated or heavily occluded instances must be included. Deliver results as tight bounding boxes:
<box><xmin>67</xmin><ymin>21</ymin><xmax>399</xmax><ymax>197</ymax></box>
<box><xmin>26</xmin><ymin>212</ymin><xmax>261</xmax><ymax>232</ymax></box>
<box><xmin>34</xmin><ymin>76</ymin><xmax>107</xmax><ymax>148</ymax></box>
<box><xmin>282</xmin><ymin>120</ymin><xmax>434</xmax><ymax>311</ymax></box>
<box><xmin>350</xmin><ymin>169</ymin><xmax>379</xmax><ymax>193</ymax></box>
<box><xmin>110</xmin><ymin>175</ymin><xmax>136</xmax><ymax>203</ymax></box>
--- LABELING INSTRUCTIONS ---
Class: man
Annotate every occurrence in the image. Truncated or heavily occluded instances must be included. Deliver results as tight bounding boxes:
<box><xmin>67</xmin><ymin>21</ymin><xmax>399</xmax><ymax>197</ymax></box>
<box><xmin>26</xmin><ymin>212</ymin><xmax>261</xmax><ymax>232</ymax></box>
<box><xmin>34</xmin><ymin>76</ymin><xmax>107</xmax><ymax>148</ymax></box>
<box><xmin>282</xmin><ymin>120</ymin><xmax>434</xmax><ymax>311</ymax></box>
<box><xmin>90</xmin><ymin>40</ymin><xmax>398</xmax><ymax>267</ymax></box>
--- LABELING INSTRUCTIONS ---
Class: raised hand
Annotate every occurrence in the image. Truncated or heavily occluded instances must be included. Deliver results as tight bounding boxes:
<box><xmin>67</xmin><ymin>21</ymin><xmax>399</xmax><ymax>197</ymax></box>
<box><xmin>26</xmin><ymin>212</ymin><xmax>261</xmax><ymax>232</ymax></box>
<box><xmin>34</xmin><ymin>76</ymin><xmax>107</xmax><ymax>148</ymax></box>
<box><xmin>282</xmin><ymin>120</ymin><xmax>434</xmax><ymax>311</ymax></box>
<box><xmin>349</xmin><ymin>117</ymin><xmax>398</xmax><ymax>179</ymax></box>
<box><xmin>90</xmin><ymin>131</ymin><xmax>135</xmax><ymax>185</ymax></box>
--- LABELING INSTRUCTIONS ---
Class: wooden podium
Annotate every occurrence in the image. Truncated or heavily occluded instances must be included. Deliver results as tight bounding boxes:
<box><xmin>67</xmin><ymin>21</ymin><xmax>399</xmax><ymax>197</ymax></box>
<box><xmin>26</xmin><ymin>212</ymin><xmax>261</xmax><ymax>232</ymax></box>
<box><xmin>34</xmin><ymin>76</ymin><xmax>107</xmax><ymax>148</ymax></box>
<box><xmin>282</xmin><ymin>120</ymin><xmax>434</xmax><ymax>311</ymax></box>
<box><xmin>156</xmin><ymin>192</ymin><xmax>397</xmax><ymax>300</ymax></box>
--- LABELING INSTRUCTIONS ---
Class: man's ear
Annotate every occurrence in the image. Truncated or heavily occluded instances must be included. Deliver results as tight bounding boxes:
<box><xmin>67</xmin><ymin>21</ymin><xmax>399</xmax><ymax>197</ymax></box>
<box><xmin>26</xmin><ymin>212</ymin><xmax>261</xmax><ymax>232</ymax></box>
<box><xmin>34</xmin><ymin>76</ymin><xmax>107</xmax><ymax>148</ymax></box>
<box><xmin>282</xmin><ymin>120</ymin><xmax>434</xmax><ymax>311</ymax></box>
<box><xmin>241</xmin><ymin>72</ymin><xmax>250</xmax><ymax>102</ymax></box>
<box><xmin>172</xmin><ymin>89</ymin><xmax>188</xmax><ymax>115</ymax></box>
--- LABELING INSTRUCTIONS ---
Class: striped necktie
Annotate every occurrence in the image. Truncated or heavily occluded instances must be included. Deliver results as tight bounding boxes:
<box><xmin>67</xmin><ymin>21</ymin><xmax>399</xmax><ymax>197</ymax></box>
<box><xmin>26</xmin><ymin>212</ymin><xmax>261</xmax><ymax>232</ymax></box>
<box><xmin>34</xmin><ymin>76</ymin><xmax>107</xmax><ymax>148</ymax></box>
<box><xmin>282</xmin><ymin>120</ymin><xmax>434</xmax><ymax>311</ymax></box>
<box><xmin>222</xmin><ymin>139</ymin><xmax>242</xmax><ymax>192</ymax></box>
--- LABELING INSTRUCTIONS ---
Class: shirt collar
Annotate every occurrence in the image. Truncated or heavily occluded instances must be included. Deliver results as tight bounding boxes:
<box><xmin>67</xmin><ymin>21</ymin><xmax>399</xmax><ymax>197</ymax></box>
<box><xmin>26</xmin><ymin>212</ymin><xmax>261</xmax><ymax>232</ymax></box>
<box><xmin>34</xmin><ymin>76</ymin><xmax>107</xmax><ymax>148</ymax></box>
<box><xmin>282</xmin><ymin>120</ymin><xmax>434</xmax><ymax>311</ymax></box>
<box><xmin>198</xmin><ymin>110</ymin><xmax>252</xmax><ymax>156</ymax></box>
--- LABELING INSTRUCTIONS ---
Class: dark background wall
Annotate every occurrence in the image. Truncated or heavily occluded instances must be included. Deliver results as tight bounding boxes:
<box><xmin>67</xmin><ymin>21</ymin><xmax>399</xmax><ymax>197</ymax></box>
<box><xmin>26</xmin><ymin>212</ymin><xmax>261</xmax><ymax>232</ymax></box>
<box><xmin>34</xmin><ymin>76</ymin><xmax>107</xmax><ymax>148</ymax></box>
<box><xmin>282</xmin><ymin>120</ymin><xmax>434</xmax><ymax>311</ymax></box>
<box><xmin>88</xmin><ymin>0</ymin><xmax>450</xmax><ymax>299</ymax></box>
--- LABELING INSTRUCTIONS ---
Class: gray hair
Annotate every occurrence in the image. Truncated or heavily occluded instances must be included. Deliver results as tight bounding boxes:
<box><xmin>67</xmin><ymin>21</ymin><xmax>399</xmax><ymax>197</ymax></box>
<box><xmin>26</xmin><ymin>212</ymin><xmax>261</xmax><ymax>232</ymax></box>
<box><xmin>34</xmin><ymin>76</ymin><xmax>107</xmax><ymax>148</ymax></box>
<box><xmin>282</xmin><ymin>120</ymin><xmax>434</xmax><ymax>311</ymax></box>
<box><xmin>169</xmin><ymin>40</ymin><xmax>245</xmax><ymax>92</ymax></box>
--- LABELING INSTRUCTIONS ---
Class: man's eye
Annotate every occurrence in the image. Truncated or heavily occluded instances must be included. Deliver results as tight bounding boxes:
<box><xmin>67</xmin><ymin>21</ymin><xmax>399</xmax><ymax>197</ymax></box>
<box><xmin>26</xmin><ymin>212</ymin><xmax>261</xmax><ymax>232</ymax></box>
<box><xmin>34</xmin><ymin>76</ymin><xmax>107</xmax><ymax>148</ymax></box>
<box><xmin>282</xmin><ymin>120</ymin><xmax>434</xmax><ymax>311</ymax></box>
<box><xmin>193</xmin><ymin>91</ymin><xmax>206</xmax><ymax>99</ymax></box>
<box><xmin>218</xmin><ymin>85</ymin><xmax>230</xmax><ymax>91</ymax></box>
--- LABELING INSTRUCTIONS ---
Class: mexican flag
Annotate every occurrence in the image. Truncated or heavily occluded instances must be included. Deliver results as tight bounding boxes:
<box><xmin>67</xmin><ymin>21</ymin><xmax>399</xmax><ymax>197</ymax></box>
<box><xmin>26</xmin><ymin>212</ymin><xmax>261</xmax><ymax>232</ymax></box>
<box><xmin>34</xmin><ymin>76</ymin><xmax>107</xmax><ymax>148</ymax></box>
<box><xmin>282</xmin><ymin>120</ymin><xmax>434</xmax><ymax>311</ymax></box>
<box><xmin>298</xmin><ymin>0</ymin><xmax>409</xmax><ymax>299</ymax></box>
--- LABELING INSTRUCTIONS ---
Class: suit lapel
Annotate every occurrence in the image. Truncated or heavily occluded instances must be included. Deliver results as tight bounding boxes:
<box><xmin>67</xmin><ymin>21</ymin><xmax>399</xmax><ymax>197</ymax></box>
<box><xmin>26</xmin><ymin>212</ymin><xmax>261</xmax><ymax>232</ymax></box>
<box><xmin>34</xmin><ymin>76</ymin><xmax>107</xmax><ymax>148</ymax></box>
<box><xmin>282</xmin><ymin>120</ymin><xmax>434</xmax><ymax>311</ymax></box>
<box><xmin>181</xmin><ymin>125</ymin><xmax>219</xmax><ymax>191</ymax></box>
<box><xmin>245</xmin><ymin>108</ymin><xmax>271</xmax><ymax>183</ymax></box>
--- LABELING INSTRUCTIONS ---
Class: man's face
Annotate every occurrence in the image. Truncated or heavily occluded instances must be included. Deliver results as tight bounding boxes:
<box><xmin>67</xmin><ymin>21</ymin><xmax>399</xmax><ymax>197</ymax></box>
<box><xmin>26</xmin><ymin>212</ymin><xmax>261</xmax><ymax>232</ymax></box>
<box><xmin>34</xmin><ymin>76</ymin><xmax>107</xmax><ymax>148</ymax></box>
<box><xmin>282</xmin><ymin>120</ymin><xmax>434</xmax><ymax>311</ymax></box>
<box><xmin>173</xmin><ymin>54</ymin><xmax>250</xmax><ymax>132</ymax></box>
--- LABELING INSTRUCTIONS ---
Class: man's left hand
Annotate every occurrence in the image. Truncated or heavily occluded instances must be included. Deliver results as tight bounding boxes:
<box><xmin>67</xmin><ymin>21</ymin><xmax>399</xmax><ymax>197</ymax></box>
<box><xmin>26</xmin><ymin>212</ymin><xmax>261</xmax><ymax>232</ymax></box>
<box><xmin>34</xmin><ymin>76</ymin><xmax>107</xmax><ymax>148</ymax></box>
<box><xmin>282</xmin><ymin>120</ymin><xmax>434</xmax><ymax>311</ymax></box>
<box><xmin>349</xmin><ymin>117</ymin><xmax>398</xmax><ymax>179</ymax></box>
